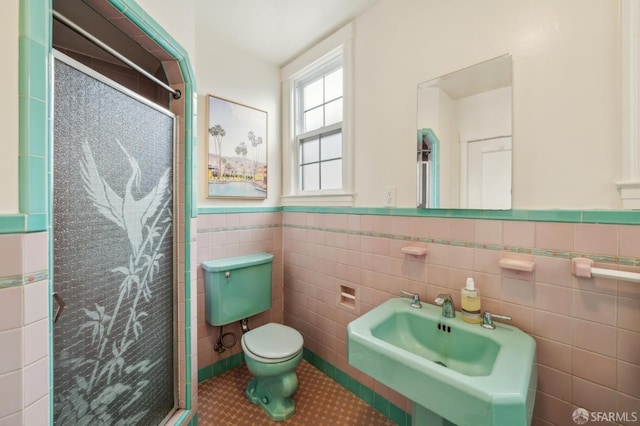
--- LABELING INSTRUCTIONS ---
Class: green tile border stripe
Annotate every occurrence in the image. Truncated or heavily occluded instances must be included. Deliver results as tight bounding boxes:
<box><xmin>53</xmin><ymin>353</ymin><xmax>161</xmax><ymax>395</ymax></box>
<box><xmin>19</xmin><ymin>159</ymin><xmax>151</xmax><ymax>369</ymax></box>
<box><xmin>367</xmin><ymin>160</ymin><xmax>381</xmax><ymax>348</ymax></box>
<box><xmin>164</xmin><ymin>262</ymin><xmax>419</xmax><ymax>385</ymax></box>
<box><xmin>198</xmin><ymin>206</ymin><xmax>283</xmax><ymax>215</ymax></box>
<box><xmin>197</xmin><ymin>348</ymin><xmax>411</xmax><ymax>426</ymax></box>
<box><xmin>197</xmin><ymin>223</ymin><xmax>281</xmax><ymax>234</ymax></box>
<box><xmin>281</xmin><ymin>206</ymin><xmax>640</xmax><ymax>225</ymax></box>
<box><xmin>282</xmin><ymin>223</ymin><xmax>640</xmax><ymax>268</ymax></box>
<box><xmin>0</xmin><ymin>270</ymin><xmax>49</xmax><ymax>289</ymax></box>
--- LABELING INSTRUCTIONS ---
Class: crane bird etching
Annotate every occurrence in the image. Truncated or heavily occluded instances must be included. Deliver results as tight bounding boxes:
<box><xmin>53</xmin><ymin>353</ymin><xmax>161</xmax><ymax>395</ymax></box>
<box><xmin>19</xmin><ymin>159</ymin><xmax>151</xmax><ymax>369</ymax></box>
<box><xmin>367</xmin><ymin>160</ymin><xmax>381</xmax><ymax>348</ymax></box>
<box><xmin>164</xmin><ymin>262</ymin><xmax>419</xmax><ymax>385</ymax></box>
<box><xmin>80</xmin><ymin>139</ymin><xmax>171</xmax><ymax>258</ymax></box>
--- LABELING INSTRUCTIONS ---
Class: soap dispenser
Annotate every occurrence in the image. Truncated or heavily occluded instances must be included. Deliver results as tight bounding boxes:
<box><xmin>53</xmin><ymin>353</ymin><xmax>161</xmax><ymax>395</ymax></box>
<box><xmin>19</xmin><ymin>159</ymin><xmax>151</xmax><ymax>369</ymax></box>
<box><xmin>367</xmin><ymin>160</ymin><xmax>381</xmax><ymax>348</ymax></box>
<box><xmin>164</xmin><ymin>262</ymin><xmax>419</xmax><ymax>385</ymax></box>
<box><xmin>461</xmin><ymin>277</ymin><xmax>481</xmax><ymax>324</ymax></box>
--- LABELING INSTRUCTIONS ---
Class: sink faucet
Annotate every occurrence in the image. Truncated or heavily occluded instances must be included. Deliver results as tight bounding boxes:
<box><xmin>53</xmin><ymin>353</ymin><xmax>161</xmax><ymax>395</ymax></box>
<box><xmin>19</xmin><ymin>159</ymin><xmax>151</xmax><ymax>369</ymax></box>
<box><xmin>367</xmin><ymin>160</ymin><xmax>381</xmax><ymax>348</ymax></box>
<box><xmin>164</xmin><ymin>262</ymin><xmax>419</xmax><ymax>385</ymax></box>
<box><xmin>435</xmin><ymin>294</ymin><xmax>456</xmax><ymax>318</ymax></box>
<box><xmin>400</xmin><ymin>290</ymin><xmax>422</xmax><ymax>308</ymax></box>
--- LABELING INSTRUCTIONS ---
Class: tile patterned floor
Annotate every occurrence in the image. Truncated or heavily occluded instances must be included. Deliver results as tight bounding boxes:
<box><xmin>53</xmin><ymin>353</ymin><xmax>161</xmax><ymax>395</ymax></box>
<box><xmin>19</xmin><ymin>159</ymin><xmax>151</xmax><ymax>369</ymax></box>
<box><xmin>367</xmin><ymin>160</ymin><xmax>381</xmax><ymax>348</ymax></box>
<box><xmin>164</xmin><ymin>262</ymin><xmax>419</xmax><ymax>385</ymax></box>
<box><xmin>198</xmin><ymin>360</ymin><xmax>396</xmax><ymax>425</ymax></box>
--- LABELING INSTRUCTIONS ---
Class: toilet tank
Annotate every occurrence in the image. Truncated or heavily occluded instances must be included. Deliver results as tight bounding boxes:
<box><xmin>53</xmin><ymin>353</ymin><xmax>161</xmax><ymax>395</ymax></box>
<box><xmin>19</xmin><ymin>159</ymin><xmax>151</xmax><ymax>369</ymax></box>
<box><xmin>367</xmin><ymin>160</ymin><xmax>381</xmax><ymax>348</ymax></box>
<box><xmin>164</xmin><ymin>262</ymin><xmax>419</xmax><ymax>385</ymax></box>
<box><xmin>201</xmin><ymin>253</ymin><xmax>273</xmax><ymax>326</ymax></box>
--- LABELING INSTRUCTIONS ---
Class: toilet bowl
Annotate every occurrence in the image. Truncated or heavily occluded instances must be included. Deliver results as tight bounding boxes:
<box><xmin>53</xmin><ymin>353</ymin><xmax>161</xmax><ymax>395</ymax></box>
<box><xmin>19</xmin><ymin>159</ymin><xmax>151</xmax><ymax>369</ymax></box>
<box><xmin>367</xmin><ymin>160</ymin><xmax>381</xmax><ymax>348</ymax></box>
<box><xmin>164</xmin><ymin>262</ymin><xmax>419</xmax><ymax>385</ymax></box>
<box><xmin>241</xmin><ymin>322</ymin><xmax>304</xmax><ymax>421</ymax></box>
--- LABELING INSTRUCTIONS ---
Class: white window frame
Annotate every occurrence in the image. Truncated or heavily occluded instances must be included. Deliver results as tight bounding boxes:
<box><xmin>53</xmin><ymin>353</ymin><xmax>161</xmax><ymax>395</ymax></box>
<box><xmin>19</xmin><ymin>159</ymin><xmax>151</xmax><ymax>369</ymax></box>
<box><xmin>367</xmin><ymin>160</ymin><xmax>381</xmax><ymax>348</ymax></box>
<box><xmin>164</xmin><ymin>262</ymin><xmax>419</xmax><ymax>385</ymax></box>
<box><xmin>281</xmin><ymin>23</ymin><xmax>354</xmax><ymax>206</ymax></box>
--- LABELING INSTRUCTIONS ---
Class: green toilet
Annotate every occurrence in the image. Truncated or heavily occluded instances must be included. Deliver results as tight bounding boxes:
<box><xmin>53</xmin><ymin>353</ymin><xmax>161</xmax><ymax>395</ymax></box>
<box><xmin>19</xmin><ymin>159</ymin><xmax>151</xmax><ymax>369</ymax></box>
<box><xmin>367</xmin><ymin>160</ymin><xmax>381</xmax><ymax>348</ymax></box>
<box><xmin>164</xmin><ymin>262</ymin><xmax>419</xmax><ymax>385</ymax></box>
<box><xmin>202</xmin><ymin>253</ymin><xmax>304</xmax><ymax>421</ymax></box>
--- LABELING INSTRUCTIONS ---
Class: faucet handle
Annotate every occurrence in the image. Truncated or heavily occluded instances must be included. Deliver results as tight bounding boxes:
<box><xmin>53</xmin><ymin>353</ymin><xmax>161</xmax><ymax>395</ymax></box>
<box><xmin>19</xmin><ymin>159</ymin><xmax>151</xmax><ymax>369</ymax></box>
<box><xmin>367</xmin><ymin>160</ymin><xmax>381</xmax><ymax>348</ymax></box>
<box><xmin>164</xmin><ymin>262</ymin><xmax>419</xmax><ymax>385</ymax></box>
<box><xmin>481</xmin><ymin>311</ymin><xmax>512</xmax><ymax>329</ymax></box>
<box><xmin>400</xmin><ymin>290</ymin><xmax>422</xmax><ymax>308</ymax></box>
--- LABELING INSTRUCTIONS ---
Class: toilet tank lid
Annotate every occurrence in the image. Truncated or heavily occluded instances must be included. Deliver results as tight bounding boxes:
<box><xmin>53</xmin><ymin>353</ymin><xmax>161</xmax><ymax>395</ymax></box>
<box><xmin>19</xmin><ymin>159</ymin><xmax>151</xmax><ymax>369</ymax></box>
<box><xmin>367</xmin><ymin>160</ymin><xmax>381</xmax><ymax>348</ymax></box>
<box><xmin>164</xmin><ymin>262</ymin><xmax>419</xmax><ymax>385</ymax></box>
<box><xmin>201</xmin><ymin>253</ymin><xmax>274</xmax><ymax>272</ymax></box>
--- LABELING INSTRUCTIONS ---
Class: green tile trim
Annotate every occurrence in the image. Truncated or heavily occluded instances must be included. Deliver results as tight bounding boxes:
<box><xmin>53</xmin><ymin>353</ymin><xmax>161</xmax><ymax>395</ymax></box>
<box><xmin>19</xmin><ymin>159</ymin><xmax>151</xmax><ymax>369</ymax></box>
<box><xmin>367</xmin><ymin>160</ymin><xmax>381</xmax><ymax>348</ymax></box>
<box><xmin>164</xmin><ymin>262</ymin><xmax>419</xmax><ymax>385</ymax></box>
<box><xmin>0</xmin><ymin>215</ymin><xmax>27</xmax><ymax>234</ymax></box>
<box><xmin>198</xmin><ymin>352</ymin><xmax>246</xmax><ymax>383</ymax></box>
<box><xmin>282</xmin><ymin>206</ymin><xmax>640</xmax><ymax>225</ymax></box>
<box><xmin>198</xmin><ymin>206</ymin><xmax>284</xmax><ymax>215</ymax></box>
<box><xmin>18</xmin><ymin>0</ymin><xmax>50</xmax><ymax>231</ymax></box>
<box><xmin>197</xmin><ymin>223</ymin><xmax>281</xmax><ymax>234</ymax></box>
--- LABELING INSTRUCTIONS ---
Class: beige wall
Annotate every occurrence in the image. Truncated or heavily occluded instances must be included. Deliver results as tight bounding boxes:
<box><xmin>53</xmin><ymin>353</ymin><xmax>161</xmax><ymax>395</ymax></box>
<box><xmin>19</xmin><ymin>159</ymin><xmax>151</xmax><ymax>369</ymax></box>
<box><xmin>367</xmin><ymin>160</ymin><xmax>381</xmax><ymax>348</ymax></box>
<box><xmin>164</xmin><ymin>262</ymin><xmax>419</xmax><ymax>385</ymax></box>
<box><xmin>352</xmin><ymin>0</ymin><xmax>620</xmax><ymax>209</ymax></box>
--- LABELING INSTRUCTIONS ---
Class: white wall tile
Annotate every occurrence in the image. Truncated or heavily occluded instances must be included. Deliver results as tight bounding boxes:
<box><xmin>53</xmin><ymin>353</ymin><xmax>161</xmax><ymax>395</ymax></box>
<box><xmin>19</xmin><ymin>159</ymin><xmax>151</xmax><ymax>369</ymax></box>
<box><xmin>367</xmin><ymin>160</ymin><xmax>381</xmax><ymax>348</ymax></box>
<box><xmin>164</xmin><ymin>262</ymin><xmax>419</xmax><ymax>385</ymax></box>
<box><xmin>22</xmin><ymin>394</ymin><xmax>48</xmax><ymax>426</ymax></box>
<box><xmin>0</xmin><ymin>370</ymin><xmax>22</xmax><ymax>418</ymax></box>
<box><xmin>22</xmin><ymin>232</ymin><xmax>48</xmax><ymax>274</ymax></box>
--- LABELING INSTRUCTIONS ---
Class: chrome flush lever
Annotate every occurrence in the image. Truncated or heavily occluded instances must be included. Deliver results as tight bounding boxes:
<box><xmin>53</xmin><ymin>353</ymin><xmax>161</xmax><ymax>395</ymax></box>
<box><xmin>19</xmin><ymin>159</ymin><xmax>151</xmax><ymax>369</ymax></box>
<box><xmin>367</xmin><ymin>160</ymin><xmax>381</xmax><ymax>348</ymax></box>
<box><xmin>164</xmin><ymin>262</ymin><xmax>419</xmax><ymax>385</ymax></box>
<box><xmin>53</xmin><ymin>292</ymin><xmax>65</xmax><ymax>323</ymax></box>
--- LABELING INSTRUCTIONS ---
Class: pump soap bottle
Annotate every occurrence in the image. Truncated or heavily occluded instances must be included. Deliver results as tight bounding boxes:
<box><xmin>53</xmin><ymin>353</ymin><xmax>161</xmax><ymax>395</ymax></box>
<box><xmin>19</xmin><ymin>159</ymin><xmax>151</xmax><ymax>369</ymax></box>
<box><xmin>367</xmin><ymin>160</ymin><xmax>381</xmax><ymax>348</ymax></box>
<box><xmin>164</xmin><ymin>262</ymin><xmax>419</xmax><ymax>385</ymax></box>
<box><xmin>461</xmin><ymin>277</ymin><xmax>481</xmax><ymax>323</ymax></box>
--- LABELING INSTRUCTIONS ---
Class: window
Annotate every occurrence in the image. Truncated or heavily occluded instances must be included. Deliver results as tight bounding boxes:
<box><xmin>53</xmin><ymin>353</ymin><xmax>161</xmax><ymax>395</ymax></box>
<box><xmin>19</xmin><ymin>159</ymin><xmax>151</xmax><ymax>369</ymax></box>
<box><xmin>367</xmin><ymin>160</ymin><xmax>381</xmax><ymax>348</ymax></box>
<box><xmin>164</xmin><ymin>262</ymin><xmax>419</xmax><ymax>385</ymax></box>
<box><xmin>297</xmin><ymin>66</ymin><xmax>343</xmax><ymax>191</ymax></box>
<box><xmin>281</xmin><ymin>23</ymin><xmax>353</xmax><ymax>205</ymax></box>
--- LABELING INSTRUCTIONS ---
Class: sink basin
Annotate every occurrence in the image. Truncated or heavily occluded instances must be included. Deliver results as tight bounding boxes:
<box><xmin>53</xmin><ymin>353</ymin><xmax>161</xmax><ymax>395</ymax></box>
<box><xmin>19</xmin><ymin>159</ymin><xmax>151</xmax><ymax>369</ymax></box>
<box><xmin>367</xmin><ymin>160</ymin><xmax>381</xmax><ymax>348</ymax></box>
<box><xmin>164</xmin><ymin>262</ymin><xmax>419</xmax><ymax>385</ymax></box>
<box><xmin>347</xmin><ymin>298</ymin><xmax>537</xmax><ymax>426</ymax></box>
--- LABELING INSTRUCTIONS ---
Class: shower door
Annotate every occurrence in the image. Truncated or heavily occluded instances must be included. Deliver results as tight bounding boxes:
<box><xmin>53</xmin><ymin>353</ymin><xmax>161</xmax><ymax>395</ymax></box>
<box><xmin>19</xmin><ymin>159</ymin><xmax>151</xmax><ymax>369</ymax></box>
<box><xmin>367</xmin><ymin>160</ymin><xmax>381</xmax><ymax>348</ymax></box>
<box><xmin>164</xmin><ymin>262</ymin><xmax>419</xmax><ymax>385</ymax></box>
<box><xmin>52</xmin><ymin>52</ymin><xmax>176</xmax><ymax>425</ymax></box>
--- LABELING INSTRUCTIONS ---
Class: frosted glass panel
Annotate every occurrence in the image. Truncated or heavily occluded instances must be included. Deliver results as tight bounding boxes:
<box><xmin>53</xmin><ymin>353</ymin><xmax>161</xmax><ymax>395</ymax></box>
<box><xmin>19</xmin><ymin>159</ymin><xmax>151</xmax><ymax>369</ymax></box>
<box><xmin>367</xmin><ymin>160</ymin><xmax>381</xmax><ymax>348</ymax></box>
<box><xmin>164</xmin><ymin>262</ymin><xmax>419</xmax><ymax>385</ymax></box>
<box><xmin>321</xmin><ymin>132</ymin><xmax>342</xmax><ymax>161</ymax></box>
<box><xmin>304</xmin><ymin>106</ymin><xmax>323</xmax><ymax>133</ymax></box>
<box><xmin>301</xmin><ymin>163</ymin><xmax>319</xmax><ymax>190</ymax></box>
<box><xmin>301</xmin><ymin>138</ymin><xmax>319</xmax><ymax>163</ymax></box>
<box><xmin>321</xmin><ymin>159</ymin><xmax>342</xmax><ymax>189</ymax></box>
<box><xmin>324</xmin><ymin>68</ymin><xmax>343</xmax><ymax>101</ymax></box>
<box><xmin>304</xmin><ymin>78</ymin><xmax>323</xmax><ymax>110</ymax></box>
<box><xmin>324</xmin><ymin>99</ymin><xmax>342</xmax><ymax>127</ymax></box>
<box><xmin>53</xmin><ymin>56</ymin><xmax>175</xmax><ymax>425</ymax></box>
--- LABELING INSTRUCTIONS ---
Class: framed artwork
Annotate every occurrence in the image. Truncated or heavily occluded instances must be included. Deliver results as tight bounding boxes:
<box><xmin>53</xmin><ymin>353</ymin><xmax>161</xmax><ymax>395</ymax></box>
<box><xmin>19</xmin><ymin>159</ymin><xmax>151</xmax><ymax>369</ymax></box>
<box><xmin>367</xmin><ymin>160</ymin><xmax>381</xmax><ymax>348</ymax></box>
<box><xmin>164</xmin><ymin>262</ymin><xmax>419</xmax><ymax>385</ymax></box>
<box><xmin>206</xmin><ymin>95</ymin><xmax>268</xmax><ymax>199</ymax></box>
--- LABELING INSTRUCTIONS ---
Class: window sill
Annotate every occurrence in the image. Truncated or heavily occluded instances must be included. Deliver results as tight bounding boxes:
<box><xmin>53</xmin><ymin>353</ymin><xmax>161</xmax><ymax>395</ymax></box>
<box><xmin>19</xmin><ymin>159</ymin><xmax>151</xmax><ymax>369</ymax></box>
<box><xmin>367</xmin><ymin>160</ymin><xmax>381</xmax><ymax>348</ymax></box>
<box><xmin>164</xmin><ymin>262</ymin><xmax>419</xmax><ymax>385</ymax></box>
<box><xmin>280</xmin><ymin>192</ymin><xmax>354</xmax><ymax>206</ymax></box>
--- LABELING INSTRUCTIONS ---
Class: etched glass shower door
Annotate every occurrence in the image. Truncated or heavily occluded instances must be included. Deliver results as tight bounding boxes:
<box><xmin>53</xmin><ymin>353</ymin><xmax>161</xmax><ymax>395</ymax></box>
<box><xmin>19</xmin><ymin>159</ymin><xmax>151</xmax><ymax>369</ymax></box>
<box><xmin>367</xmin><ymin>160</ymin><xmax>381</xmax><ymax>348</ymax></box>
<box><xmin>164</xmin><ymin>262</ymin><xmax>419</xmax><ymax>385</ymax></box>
<box><xmin>52</xmin><ymin>52</ymin><xmax>176</xmax><ymax>425</ymax></box>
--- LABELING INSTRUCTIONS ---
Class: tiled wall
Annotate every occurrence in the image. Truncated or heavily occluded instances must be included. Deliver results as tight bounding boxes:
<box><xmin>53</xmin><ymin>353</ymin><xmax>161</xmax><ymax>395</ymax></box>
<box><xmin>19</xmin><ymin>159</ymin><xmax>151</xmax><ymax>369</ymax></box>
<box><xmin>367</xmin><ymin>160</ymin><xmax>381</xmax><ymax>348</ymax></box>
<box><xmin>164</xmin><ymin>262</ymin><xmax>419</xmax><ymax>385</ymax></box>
<box><xmin>0</xmin><ymin>232</ymin><xmax>50</xmax><ymax>425</ymax></box>
<box><xmin>281</xmin><ymin>212</ymin><xmax>640</xmax><ymax>426</ymax></box>
<box><xmin>196</xmin><ymin>212</ymin><xmax>284</xmax><ymax>370</ymax></box>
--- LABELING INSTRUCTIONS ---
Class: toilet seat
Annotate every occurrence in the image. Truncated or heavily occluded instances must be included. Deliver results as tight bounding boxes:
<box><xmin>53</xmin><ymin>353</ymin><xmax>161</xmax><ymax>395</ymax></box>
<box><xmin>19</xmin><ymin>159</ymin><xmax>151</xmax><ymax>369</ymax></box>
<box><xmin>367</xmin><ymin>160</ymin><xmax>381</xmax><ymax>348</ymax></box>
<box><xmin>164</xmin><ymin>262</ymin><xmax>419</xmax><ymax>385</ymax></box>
<box><xmin>242</xmin><ymin>323</ymin><xmax>303</xmax><ymax>364</ymax></box>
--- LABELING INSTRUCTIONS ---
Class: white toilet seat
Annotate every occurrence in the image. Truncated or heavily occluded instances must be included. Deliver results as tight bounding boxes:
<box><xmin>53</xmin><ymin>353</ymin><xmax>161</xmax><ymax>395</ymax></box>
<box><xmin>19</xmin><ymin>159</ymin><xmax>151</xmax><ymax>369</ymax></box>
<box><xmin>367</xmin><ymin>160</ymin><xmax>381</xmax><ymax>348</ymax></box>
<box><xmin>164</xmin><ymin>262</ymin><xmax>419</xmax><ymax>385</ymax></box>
<box><xmin>242</xmin><ymin>323</ymin><xmax>303</xmax><ymax>364</ymax></box>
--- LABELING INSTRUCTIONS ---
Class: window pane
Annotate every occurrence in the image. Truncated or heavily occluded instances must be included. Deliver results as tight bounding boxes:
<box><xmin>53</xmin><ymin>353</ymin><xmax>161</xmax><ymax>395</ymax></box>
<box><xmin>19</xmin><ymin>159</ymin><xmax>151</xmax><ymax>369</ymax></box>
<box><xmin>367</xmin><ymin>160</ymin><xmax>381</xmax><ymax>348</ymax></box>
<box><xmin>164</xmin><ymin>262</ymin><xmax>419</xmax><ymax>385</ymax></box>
<box><xmin>300</xmin><ymin>138</ymin><xmax>319</xmax><ymax>163</ymax></box>
<box><xmin>324</xmin><ymin>68</ymin><xmax>343</xmax><ymax>101</ymax></box>
<box><xmin>321</xmin><ymin>159</ymin><xmax>342</xmax><ymax>189</ymax></box>
<box><xmin>304</xmin><ymin>106</ymin><xmax>323</xmax><ymax>133</ymax></box>
<box><xmin>321</xmin><ymin>132</ymin><xmax>342</xmax><ymax>161</ymax></box>
<box><xmin>304</xmin><ymin>78</ymin><xmax>323</xmax><ymax>111</ymax></box>
<box><xmin>301</xmin><ymin>163</ymin><xmax>319</xmax><ymax>191</ymax></box>
<box><xmin>324</xmin><ymin>99</ymin><xmax>343</xmax><ymax>127</ymax></box>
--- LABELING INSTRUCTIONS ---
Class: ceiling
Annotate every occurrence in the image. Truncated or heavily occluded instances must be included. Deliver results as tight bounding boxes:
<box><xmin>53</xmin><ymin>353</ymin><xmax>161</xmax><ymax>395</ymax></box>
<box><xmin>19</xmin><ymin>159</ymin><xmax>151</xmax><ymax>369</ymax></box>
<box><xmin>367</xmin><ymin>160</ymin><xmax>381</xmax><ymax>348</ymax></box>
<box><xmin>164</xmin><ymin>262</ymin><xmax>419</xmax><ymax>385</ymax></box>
<box><xmin>195</xmin><ymin>0</ymin><xmax>382</xmax><ymax>66</ymax></box>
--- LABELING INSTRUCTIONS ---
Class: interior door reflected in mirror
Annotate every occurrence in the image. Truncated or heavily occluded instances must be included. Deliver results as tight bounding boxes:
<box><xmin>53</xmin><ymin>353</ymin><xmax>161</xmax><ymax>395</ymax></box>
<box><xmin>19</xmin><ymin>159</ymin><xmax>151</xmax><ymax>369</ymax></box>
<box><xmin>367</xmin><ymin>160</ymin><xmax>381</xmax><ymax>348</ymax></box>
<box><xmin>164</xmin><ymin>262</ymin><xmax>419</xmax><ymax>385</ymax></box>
<box><xmin>417</xmin><ymin>54</ymin><xmax>512</xmax><ymax>209</ymax></box>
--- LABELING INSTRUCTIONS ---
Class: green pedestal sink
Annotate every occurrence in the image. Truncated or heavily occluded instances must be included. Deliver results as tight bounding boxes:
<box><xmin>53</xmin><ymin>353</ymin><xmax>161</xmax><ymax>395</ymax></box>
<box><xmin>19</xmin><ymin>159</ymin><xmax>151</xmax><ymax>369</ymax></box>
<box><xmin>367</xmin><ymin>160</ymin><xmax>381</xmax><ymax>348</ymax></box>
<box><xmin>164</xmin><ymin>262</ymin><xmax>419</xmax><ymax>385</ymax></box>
<box><xmin>347</xmin><ymin>298</ymin><xmax>537</xmax><ymax>426</ymax></box>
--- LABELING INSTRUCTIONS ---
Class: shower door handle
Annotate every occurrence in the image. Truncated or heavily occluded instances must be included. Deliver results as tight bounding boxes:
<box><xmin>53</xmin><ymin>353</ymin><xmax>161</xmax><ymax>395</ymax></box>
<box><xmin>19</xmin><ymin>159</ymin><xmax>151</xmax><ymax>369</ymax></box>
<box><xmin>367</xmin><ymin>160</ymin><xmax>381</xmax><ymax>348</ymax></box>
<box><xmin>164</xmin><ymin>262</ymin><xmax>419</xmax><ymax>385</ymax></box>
<box><xmin>52</xmin><ymin>292</ymin><xmax>65</xmax><ymax>323</ymax></box>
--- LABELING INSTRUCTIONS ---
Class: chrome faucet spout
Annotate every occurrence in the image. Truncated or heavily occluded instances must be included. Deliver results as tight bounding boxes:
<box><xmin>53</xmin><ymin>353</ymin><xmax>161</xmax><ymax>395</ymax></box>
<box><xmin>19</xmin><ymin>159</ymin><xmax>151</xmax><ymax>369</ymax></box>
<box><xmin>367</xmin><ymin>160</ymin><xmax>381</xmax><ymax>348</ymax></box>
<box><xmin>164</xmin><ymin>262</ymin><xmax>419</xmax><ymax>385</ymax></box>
<box><xmin>435</xmin><ymin>293</ymin><xmax>456</xmax><ymax>318</ymax></box>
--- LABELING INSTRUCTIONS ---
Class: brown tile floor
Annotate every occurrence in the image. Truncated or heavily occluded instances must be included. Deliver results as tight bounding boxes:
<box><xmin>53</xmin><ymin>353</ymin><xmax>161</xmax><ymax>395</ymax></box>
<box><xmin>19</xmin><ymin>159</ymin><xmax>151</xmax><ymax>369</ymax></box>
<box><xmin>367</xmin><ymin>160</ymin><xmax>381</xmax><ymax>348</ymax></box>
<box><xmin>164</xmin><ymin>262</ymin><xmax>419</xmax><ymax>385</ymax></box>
<box><xmin>198</xmin><ymin>360</ymin><xmax>396</xmax><ymax>425</ymax></box>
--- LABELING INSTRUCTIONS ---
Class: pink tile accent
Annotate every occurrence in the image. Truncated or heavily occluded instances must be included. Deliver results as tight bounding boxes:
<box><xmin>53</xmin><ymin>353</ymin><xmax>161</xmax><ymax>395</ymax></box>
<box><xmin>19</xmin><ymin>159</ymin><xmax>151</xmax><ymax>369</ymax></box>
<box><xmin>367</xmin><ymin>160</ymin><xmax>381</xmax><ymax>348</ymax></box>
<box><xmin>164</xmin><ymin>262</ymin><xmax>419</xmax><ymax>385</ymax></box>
<box><xmin>474</xmin><ymin>219</ymin><xmax>502</xmax><ymax>244</ymax></box>
<box><xmin>535</xmin><ymin>283</ymin><xmax>571</xmax><ymax>314</ymax></box>
<box><xmin>572</xmin><ymin>377</ymin><xmax>617</xmax><ymax>413</ymax></box>
<box><xmin>537</xmin><ymin>364</ymin><xmax>571</xmax><ymax>401</ymax></box>
<box><xmin>449</xmin><ymin>218</ymin><xmax>475</xmax><ymax>242</ymax></box>
<box><xmin>535</xmin><ymin>222</ymin><xmax>573</xmax><ymax>251</ymax></box>
<box><xmin>618</xmin><ymin>361</ymin><xmax>640</xmax><ymax>398</ymax></box>
<box><xmin>619</xmin><ymin>225</ymin><xmax>640</xmax><ymax>258</ymax></box>
<box><xmin>618</xmin><ymin>329</ymin><xmax>640</xmax><ymax>364</ymax></box>
<box><xmin>503</xmin><ymin>221</ymin><xmax>535</xmax><ymax>248</ymax></box>
<box><xmin>535</xmin><ymin>337</ymin><xmax>572</xmax><ymax>372</ymax></box>
<box><xmin>534</xmin><ymin>256</ymin><xmax>572</xmax><ymax>287</ymax></box>
<box><xmin>0</xmin><ymin>235</ymin><xmax>23</xmax><ymax>277</ymax></box>
<box><xmin>618</xmin><ymin>393</ymin><xmax>640</xmax><ymax>426</ymax></box>
<box><xmin>448</xmin><ymin>246</ymin><xmax>474</xmax><ymax>270</ymax></box>
<box><xmin>428</xmin><ymin>218</ymin><xmax>450</xmax><ymax>240</ymax></box>
<box><xmin>473</xmin><ymin>249</ymin><xmax>502</xmax><ymax>275</ymax></box>
<box><xmin>533</xmin><ymin>391</ymin><xmax>573</xmax><ymax>426</ymax></box>
<box><xmin>534</xmin><ymin>310</ymin><xmax>572</xmax><ymax>343</ymax></box>
<box><xmin>572</xmin><ymin>318</ymin><xmax>616</xmax><ymax>357</ymax></box>
<box><xmin>619</xmin><ymin>296</ymin><xmax>640</xmax><ymax>333</ymax></box>
<box><xmin>502</xmin><ymin>277</ymin><xmax>535</xmax><ymax>308</ymax></box>
<box><xmin>574</xmin><ymin>224</ymin><xmax>618</xmax><ymax>256</ymax></box>
<box><xmin>572</xmin><ymin>290</ymin><xmax>616</xmax><ymax>326</ymax></box>
<box><xmin>572</xmin><ymin>348</ymin><xmax>617</xmax><ymax>389</ymax></box>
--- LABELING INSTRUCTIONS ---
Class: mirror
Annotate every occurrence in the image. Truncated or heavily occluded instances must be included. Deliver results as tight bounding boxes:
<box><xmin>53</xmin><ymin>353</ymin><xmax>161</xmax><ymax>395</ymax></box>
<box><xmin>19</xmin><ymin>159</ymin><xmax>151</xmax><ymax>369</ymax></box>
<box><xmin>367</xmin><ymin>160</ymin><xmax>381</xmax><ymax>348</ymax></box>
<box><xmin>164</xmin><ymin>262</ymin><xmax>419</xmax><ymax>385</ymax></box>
<box><xmin>417</xmin><ymin>55</ymin><xmax>512</xmax><ymax>209</ymax></box>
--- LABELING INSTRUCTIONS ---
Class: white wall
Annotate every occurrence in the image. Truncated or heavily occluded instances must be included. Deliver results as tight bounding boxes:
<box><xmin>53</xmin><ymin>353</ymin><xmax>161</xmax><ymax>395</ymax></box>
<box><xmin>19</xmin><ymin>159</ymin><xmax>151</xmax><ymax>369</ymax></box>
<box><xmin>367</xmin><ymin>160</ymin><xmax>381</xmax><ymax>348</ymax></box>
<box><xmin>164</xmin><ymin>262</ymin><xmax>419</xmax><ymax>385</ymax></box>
<box><xmin>352</xmin><ymin>0</ymin><xmax>620</xmax><ymax>209</ymax></box>
<box><xmin>195</xmin><ymin>18</ymin><xmax>281</xmax><ymax>208</ymax></box>
<box><xmin>0</xmin><ymin>0</ymin><xmax>20</xmax><ymax>213</ymax></box>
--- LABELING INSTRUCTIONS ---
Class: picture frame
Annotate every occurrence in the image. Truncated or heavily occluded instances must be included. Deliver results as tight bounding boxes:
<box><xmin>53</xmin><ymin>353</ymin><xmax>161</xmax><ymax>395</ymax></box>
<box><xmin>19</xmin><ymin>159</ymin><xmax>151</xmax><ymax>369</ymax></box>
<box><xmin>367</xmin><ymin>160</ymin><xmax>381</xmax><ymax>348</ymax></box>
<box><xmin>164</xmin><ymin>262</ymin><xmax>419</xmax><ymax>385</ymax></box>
<box><xmin>205</xmin><ymin>95</ymin><xmax>268</xmax><ymax>199</ymax></box>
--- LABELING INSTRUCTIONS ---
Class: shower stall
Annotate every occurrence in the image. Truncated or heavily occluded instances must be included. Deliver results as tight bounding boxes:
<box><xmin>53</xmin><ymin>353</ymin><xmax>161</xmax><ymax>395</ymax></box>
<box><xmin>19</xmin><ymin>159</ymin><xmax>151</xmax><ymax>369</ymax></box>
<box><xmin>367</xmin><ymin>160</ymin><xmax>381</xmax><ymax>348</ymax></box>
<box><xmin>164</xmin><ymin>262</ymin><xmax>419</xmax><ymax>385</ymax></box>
<box><xmin>52</xmin><ymin>51</ymin><xmax>177</xmax><ymax>424</ymax></box>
